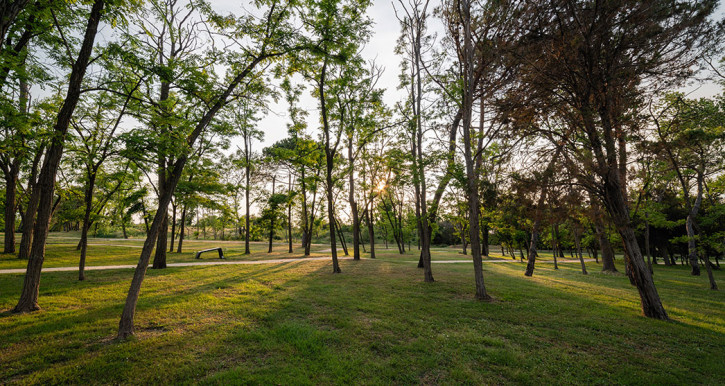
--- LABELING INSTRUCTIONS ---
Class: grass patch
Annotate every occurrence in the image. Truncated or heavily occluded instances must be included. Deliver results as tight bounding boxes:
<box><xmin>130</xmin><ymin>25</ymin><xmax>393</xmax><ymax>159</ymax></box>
<box><xmin>0</xmin><ymin>240</ymin><xmax>723</xmax><ymax>384</ymax></box>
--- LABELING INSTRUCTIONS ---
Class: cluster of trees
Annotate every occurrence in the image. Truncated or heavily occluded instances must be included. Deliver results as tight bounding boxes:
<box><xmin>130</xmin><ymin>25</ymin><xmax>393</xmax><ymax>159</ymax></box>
<box><xmin>1</xmin><ymin>0</ymin><xmax>724</xmax><ymax>338</ymax></box>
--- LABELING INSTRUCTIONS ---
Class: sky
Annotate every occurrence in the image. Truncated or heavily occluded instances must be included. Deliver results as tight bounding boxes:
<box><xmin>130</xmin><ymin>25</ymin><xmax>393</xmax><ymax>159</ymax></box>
<box><xmin>211</xmin><ymin>0</ymin><xmax>724</xmax><ymax>154</ymax></box>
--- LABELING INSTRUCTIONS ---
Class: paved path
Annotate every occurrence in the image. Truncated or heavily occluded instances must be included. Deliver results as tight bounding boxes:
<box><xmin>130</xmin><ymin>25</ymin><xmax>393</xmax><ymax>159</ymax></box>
<box><xmin>0</xmin><ymin>257</ymin><xmax>596</xmax><ymax>275</ymax></box>
<box><xmin>432</xmin><ymin>259</ymin><xmax>595</xmax><ymax>264</ymax></box>
<box><xmin>0</xmin><ymin>257</ymin><xmax>354</xmax><ymax>275</ymax></box>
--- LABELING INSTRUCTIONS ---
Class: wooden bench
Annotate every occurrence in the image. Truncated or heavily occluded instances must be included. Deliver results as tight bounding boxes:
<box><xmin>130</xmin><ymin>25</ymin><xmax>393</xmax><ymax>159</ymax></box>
<box><xmin>195</xmin><ymin>247</ymin><xmax>225</xmax><ymax>259</ymax></box>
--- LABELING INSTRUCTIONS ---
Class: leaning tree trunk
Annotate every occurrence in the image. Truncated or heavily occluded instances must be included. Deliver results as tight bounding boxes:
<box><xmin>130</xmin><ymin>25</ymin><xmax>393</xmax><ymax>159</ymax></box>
<box><xmin>13</xmin><ymin>0</ymin><xmax>105</xmax><ymax>313</ymax></box>
<box><xmin>603</xmin><ymin>176</ymin><xmax>668</xmax><ymax>320</ymax></box>
<box><xmin>78</xmin><ymin>173</ymin><xmax>97</xmax><ymax>281</ymax></box>
<box><xmin>18</xmin><ymin>183</ymin><xmax>40</xmax><ymax>259</ymax></box>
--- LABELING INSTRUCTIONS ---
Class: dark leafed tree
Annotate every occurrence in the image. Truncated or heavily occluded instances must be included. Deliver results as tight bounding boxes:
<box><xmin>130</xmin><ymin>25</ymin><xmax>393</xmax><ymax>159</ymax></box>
<box><xmin>13</xmin><ymin>0</ymin><xmax>107</xmax><ymax>313</ymax></box>
<box><xmin>524</xmin><ymin>144</ymin><xmax>562</xmax><ymax>276</ymax></box>
<box><xmin>515</xmin><ymin>0</ymin><xmax>719</xmax><ymax>319</ymax></box>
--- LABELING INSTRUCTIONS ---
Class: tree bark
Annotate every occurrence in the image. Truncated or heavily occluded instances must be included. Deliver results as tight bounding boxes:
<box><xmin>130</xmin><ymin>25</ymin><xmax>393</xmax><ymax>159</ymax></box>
<box><xmin>590</xmin><ymin>193</ymin><xmax>618</xmax><ymax>273</ymax></box>
<box><xmin>288</xmin><ymin>173</ymin><xmax>293</xmax><ymax>253</ymax></box>
<box><xmin>78</xmin><ymin>172</ymin><xmax>97</xmax><ymax>281</ymax></box>
<box><xmin>574</xmin><ymin>227</ymin><xmax>587</xmax><ymax>275</ymax></box>
<box><xmin>268</xmin><ymin>176</ymin><xmax>275</xmax><ymax>253</ymax></box>
<box><xmin>169</xmin><ymin>201</ymin><xmax>176</xmax><ymax>252</ymax></box>
<box><xmin>603</xmin><ymin>174</ymin><xmax>668</xmax><ymax>319</ymax></box>
<box><xmin>319</xmin><ymin>60</ymin><xmax>341</xmax><ymax>273</ymax></box>
<box><xmin>551</xmin><ymin>226</ymin><xmax>559</xmax><ymax>270</ymax></box>
<box><xmin>366</xmin><ymin>200</ymin><xmax>375</xmax><ymax>258</ymax></box>
<box><xmin>244</xmin><ymin>131</ymin><xmax>251</xmax><ymax>255</ymax></box>
<box><xmin>153</xmin><ymin>160</ymin><xmax>168</xmax><ymax>268</ymax></box>
<box><xmin>18</xmin><ymin>155</ymin><xmax>41</xmax><ymax>259</ymax></box>
<box><xmin>3</xmin><ymin>164</ymin><xmax>19</xmax><ymax>253</ymax></box>
<box><xmin>176</xmin><ymin>205</ymin><xmax>186</xmax><ymax>253</ymax></box>
<box><xmin>348</xmin><ymin>136</ymin><xmax>360</xmax><ymax>260</ymax></box>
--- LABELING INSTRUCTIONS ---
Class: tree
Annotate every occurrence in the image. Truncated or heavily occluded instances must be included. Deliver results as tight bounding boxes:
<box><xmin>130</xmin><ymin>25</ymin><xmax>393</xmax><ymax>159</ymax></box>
<box><xmin>14</xmin><ymin>0</ymin><xmax>110</xmax><ymax>313</ymax></box>
<box><xmin>291</xmin><ymin>0</ymin><xmax>373</xmax><ymax>273</ymax></box>
<box><xmin>117</xmin><ymin>0</ymin><xmax>302</xmax><ymax>339</ymax></box>
<box><xmin>514</xmin><ymin>0</ymin><xmax>719</xmax><ymax>319</ymax></box>
<box><xmin>230</xmin><ymin>100</ymin><xmax>264</xmax><ymax>254</ymax></box>
<box><xmin>652</xmin><ymin>93</ymin><xmax>724</xmax><ymax>289</ymax></box>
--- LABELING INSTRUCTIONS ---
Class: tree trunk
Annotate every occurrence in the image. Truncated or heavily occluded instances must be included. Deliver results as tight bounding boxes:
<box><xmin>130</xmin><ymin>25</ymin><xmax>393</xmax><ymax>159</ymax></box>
<box><xmin>590</xmin><ymin>194</ymin><xmax>618</xmax><ymax>273</ymax></box>
<box><xmin>288</xmin><ymin>174</ymin><xmax>293</xmax><ymax>253</ymax></box>
<box><xmin>524</xmin><ymin>149</ymin><xmax>560</xmax><ymax>276</ymax></box>
<box><xmin>603</xmin><ymin>175</ymin><xmax>668</xmax><ymax>319</ymax></box>
<box><xmin>348</xmin><ymin>136</ymin><xmax>360</xmax><ymax>260</ymax></box>
<box><xmin>153</xmin><ymin>214</ymin><xmax>168</xmax><ymax>268</ymax></box>
<box><xmin>3</xmin><ymin>166</ymin><xmax>18</xmax><ymax>253</ymax></box>
<box><xmin>644</xmin><ymin>211</ymin><xmax>652</xmax><ymax>274</ymax></box>
<box><xmin>244</xmin><ymin>134</ymin><xmax>251</xmax><ymax>255</ymax></box>
<box><xmin>78</xmin><ymin>173</ymin><xmax>97</xmax><ymax>281</ymax></box>
<box><xmin>551</xmin><ymin>226</ymin><xmax>559</xmax><ymax>270</ymax></box>
<box><xmin>335</xmin><ymin>217</ymin><xmax>348</xmax><ymax>256</ymax></box>
<box><xmin>461</xmin><ymin>229</ymin><xmax>467</xmax><ymax>255</ymax></box>
<box><xmin>319</xmin><ymin>61</ymin><xmax>341</xmax><ymax>274</ymax></box>
<box><xmin>686</xmin><ymin>214</ymin><xmax>700</xmax><ymax>275</ymax></box>
<box><xmin>366</xmin><ymin>201</ymin><xmax>375</xmax><ymax>259</ymax></box>
<box><xmin>13</xmin><ymin>0</ymin><xmax>105</xmax><ymax>313</ymax></box>
<box><xmin>461</xmin><ymin>0</ymin><xmax>489</xmax><ymax>301</ymax></box>
<box><xmin>176</xmin><ymin>205</ymin><xmax>186</xmax><ymax>253</ymax></box>
<box><xmin>268</xmin><ymin>176</ymin><xmax>276</xmax><ymax>253</ymax></box>
<box><xmin>574</xmin><ymin>228</ymin><xmax>587</xmax><ymax>275</ymax></box>
<box><xmin>17</xmin><ymin>183</ymin><xmax>39</xmax><ymax>259</ymax></box>
<box><xmin>169</xmin><ymin>201</ymin><xmax>176</xmax><ymax>252</ymax></box>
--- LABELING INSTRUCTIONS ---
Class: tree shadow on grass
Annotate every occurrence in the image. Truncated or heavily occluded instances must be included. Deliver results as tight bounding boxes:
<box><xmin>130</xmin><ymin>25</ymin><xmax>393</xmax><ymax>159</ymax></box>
<box><xmin>1</xmin><ymin>258</ymin><xmax>723</xmax><ymax>384</ymax></box>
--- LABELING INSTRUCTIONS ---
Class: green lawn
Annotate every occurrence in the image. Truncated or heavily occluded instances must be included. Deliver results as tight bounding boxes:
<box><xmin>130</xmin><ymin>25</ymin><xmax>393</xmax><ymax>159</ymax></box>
<box><xmin>0</xmin><ymin>239</ymin><xmax>723</xmax><ymax>384</ymax></box>
<box><xmin>0</xmin><ymin>234</ymin><xmax>339</xmax><ymax>270</ymax></box>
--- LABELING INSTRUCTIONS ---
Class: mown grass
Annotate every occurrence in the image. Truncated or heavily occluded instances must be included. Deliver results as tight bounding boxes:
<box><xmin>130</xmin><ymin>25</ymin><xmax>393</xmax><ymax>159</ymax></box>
<box><xmin>0</xmin><ymin>240</ymin><xmax>723</xmax><ymax>385</ymax></box>
<box><xmin>0</xmin><ymin>233</ymin><xmax>339</xmax><ymax>270</ymax></box>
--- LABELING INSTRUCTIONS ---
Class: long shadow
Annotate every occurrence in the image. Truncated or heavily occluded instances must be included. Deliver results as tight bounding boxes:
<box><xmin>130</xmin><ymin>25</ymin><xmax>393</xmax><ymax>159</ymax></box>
<box><xmin>2</xmin><ymin>257</ymin><xmax>723</xmax><ymax>384</ymax></box>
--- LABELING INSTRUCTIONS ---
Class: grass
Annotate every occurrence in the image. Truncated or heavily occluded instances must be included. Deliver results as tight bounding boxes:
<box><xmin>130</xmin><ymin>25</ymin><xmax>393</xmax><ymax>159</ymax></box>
<box><xmin>0</xmin><ymin>235</ymin><xmax>723</xmax><ymax>384</ymax></box>
<box><xmin>0</xmin><ymin>233</ymin><xmax>338</xmax><ymax>270</ymax></box>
